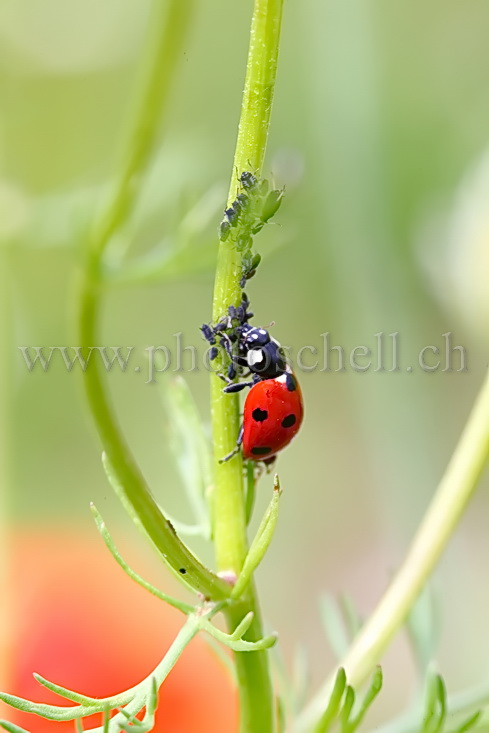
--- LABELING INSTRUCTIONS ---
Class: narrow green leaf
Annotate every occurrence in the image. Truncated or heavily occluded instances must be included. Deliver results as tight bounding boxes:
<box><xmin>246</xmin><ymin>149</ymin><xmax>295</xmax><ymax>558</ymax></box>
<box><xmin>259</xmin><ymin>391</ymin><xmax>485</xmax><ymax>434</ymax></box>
<box><xmin>422</xmin><ymin>673</ymin><xmax>437</xmax><ymax>733</ymax></box>
<box><xmin>219</xmin><ymin>634</ymin><xmax>278</xmax><ymax>652</ymax></box>
<box><xmin>102</xmin><ymin>705</ymin><xmax>110</xmax><ymax>733</ymax></box>
<box><xmin>315</xmin><ymin>667</ymin><xmax>347</xmax><ymax>733</ymax></box>
<box><xmin>201</xmin><ymin>618</ymin><xmax>277</xmax><ymax>652</ymax></box>
<box><xmin>245</xmin><ymin>461</ymin><xmax>257</xmax><ymax>525</ymax></box>
<box><xmin>231</xmin><ymin>475</ymin><xmax>282</xmax><ymax>598</ymax></box>
<box><xmin>115</xmin><ymin>696</ymin><xmax>154</xmax><ymax>733</ymax></box>
<box><xmin>33</xmin><ymin>673</ymin><xmax>98</xmax><ymax>706</ymax></box>
<box><xmin>432</xmin><ymin>675</ymin><xmax>447</xmax><ymax>733</ymax></box>
<box><xmin>91</xmin><ymin>504</ymin><xmax>193</xmax><ymax>615</ymax></box>
<box><xmin>229</xmin><ymin>612</ymin><xmax>255</xmax><ymax>640</ymax></box>
<box><xmin>159</xmin><ymin>375</ymin><xmax>212</xmax><ymax>535</ymax></box>
<box><xmin>0</xmin><ymin>692</ymin><xmax>93</xmax><ymax>722</ymax></box>
<box><xmin>116</xmin><ymin>707</ymin><xmax>139</xmax><ymax>722</ymax></box>
<box><xmin>0</xmin><ymin>721</ymin><xmax>32</xmax><ymax>733</ymax></box>
<box><xmin>339</xmin><ymin>686</ymin><xmax>355</xmax><ymax>732</ymax></box>
<box><xmin>347</xmin><ymin>666</ymin><xmax>383</xmax><ymax>732</ymax></box>
<box><xmin>74</xmin><ymin>719</ymin><xmax>84</xmax><ymax>732</ymax></box>
<box><xmin>449</xmin><ymin>710</ymin><xmax>482</xmax><ymax>733</ymax></box>
<box><xmin>422</xmin><ymin>671</ymin><xmax>446</xmax><ymax>733</ymax></box>
<box><xmin>146</xmin><ymin>679</ymin><xmax>159</xmax><ymax>719</ymax></box>
<box><xmin>111</xmin><ymin>704</ymin><xmax>147</xmax><ymax>732</ymax></box>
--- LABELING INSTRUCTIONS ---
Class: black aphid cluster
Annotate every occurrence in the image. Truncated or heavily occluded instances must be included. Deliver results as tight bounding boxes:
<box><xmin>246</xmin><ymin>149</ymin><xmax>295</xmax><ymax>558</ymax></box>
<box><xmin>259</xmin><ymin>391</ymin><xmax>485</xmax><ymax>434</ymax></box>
<box><xmin>218</xmin><ymin>171</ymin><xmax>284</xmax><ymax>288</ymax></box>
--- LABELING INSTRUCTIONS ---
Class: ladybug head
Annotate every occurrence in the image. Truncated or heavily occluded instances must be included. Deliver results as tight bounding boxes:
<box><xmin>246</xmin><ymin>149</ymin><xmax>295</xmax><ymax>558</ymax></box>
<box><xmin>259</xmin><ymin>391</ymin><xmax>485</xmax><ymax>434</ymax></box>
<box><xmin>241</xmin><ymin>325</ymin><xmax>271</xmax><ymax>350</ymax></box>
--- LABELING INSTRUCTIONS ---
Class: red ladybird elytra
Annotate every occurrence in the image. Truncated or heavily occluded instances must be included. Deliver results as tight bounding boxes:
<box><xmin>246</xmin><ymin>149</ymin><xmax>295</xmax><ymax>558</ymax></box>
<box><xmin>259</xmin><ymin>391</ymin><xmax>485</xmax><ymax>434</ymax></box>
<box><xmin>242</xmin><ymin>369</ymin><xmax>303</xmax><ymax>461</ymax></box>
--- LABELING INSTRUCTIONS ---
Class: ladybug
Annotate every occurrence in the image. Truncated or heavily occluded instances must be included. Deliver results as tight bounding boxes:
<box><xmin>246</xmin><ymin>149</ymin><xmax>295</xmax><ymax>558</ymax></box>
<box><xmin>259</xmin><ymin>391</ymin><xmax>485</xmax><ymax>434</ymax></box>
<box><xmin>201</xmin><ymin>295</ymin><xmax>304</xmax><ymax>463</ymax></box>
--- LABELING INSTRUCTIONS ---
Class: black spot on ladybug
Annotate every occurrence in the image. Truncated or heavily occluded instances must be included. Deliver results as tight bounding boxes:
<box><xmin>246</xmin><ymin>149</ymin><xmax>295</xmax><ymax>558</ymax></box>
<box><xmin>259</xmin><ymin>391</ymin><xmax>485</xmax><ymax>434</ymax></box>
<box><xmin>281</xmin><ymin>414</ymin><xmax>296</xmax><ymax>428</ymax></box>
<box><xmin>286</xmin><ymin>374</ymin><xmax>297</xmax><ymax>392</ymax></box>
<box><xmin>251</xmin><ymin>446</ymin><xmax>272</xmax><ymax>456</ymax></box>
<box><xmin>179</xmin><ymin>568</ymin><xmax>187</xmax><ymax>574</ymax></box>
<box><xmin>252</xmin><ymin>407</ymin><xmax>268</xmax><ymax>422</ymax></box>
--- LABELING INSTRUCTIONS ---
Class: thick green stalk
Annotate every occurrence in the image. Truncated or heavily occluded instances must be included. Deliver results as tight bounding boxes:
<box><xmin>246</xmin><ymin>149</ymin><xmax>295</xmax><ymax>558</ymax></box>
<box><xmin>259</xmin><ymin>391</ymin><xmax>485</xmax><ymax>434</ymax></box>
<box><xmin>77</xmin><ymin>0</ymin><xmax>229</xmax><ymax>601</ymax></box>
<box><xmin>298</xmin><ymin>370</ymin><xmax>489</xmax><ymax>731</ymax></box>
<box><xmin>211</xmin><ymin>1</ymin><xmax>284</xmax><ymax>731</ymax></box>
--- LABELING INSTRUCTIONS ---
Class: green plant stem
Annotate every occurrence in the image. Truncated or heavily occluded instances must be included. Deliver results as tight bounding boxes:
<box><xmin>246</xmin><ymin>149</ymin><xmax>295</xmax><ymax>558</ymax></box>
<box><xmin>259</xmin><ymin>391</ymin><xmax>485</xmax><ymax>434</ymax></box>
<box><xmin>211</xmin><ymin>1</ymin><xmax>284</xmax><ymax>731</ymax></box>
<box><xmin>298</xmin><ymin>370</ymin><xmax>489</xmax><ymax>731</ymax></box>
<box><xmin>77</xmin><ymin>0</ymin><xmax>229</xmax><ymax>601</ymax></box>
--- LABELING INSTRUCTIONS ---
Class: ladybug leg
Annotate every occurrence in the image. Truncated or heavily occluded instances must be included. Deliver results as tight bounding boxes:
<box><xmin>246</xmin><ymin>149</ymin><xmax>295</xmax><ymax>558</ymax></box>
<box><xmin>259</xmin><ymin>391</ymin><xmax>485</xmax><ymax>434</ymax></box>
<box><xmin>216</xmin><ymin>372</ymin><xmax>232</xmax><ymax>385</ymax></box>
<box><xmin>223</xmin><ymin>380</ymin><xmax>255</xmax><ymax>394</ymax></box>
<box><xmin>219</xmin><ymin>332</ymin><xmax>233</xmax><ymax>359</ymax></box>
<box><xmin>219</xmin><ymin>424</ymin><xmax>244</xmax><ymax>463</ymax></box>
<box><xmin>216</xmin><ymin>372</ymin><xmax>252</xmax><ymax>390</ymax></box>
<box><xmin>223</xmin><ymin>372</ymin><xmax>260</xmax><ymax>393</ymax></box>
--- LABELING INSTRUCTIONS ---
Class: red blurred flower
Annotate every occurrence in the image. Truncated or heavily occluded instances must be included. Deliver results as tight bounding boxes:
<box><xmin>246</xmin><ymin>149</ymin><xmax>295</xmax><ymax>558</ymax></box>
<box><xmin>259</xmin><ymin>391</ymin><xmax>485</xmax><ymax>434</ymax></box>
<box><xmin>3</xmin><ymin>529</ymin><xmax>237</xmax><ymax>732</ymax></box>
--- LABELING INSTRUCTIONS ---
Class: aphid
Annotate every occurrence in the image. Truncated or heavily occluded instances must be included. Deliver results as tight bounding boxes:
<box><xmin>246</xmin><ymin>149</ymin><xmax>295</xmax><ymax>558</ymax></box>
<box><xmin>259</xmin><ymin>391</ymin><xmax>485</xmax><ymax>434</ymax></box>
<box><xmin>240</xmin><ymin>171</ymin><xmax>258</xmax><ymax>191</ymax></box>
<box><xmin>225</xmin><ymin>207</ymin><xmax>239</xmax><ymax>226</ymax></box>
<box><xmin>240</xmin><ymin>251</ymin><xmax>261</xmax><ymax>287</ymax></box>
<box><xmin>219</xmin><ymin>219</ymin><xmax>231</xmax><ymax>241</ymax></box>
<box><xmin>235</xmin><ymin>193</ymin><xmax>249</xmax><ymax>210</ymax></box>
<box><xmin>200</xmin><ymin>323</ymin><xmax>216</xmax><ymax>347</ymax></box>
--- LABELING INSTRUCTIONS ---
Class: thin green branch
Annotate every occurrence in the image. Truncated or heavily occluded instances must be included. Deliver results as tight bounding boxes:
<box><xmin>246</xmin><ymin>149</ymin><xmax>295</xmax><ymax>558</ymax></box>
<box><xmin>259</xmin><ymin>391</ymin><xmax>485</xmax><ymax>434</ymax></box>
<box><xmin>210</xmin><ymin>1</ymin><xmax>284</xmax><ymax>731</ymax></box>
<box><xmin>90</xmin><ymin>503</ymin><xmax>194</xmax><ymax>614</ymax></box>
<box><xmin>299</xmin><ymin>370</ymin><xmax>489</xmax><ymax>730</ymax></box>
<box><xmin>232</xmin><ymin>475</ymin><xmax>282</xmax><ymax>599</ymax></box>
<box><xmin>76</xmin><ymin>0</ymin><xmax>229</xmax><ymax>601</ymax></box>
<box><xmin>211</xmin><ymin>0</ymin><xmax>285</xmax><ymax>575</ymax></box>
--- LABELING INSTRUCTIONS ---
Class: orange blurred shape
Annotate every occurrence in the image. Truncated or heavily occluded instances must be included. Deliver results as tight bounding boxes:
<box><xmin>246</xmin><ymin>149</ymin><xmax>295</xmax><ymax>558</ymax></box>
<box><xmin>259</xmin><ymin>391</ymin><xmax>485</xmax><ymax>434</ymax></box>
<box><xmin>5</xmin><ymin>530</ymin><xmax>237</xmax><ymax>732</ymax></box>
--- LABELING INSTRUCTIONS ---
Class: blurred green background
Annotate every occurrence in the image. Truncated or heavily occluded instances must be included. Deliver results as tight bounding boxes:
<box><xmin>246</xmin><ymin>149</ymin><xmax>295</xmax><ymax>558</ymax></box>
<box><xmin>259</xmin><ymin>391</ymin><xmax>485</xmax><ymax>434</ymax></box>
<box><xmin>2</xmin><ymin>0</ymin><xmax>489</xmax><ymax>725</ymax></box>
